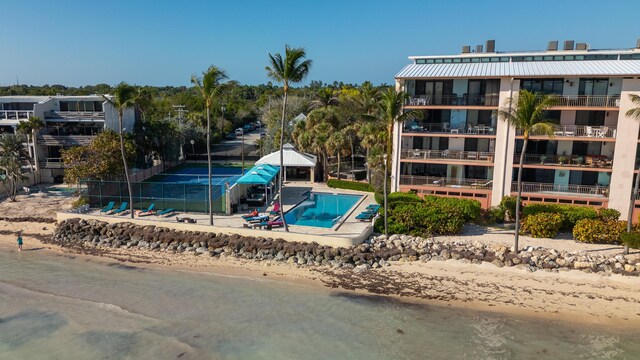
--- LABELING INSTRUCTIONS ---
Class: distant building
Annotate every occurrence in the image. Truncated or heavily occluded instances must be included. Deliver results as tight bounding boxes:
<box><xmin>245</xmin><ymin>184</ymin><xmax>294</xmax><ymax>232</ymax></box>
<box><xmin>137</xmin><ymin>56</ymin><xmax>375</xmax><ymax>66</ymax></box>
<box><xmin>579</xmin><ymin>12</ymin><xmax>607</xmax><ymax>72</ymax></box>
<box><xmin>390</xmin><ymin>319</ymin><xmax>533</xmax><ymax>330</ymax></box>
<box><xmin>392</xmin><ymin>39</ymin><xmax>640</xmax><ymax>219</ymax></box>
<box><xmin>0</xmin><ymin>95</ymin><xmax>136</xmax><ymax>183</ymax></box>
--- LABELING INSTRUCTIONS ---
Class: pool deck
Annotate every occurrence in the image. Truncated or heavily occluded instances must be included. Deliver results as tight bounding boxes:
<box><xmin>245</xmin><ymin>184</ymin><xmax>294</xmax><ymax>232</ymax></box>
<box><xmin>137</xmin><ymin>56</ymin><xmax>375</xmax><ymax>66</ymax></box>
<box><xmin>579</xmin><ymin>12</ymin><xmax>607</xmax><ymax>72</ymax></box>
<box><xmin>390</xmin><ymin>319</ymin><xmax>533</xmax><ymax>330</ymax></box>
<box><xmin>58</xmin><ymin>182</ymin><xmax>376</xmax><ymax>248</ymax></box>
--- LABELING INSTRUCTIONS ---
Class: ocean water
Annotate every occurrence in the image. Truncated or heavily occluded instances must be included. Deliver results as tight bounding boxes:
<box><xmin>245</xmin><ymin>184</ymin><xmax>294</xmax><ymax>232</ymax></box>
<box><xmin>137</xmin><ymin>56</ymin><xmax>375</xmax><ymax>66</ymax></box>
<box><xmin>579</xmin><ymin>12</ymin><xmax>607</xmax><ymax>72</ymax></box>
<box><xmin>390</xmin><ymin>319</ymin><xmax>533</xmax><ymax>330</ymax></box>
<box><xmin>1</xmin><ymin>250</ymin><xmax>638</xmax><ymax>359</ymax></box>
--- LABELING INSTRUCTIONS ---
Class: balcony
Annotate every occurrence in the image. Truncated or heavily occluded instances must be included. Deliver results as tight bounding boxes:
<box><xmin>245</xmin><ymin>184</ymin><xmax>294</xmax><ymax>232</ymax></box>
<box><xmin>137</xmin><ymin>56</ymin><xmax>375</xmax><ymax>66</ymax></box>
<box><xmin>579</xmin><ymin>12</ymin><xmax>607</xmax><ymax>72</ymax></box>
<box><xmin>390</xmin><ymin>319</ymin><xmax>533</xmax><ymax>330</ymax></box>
<box><xmin>512</xmin><ymin>182</ymin><xmax>609</xmax><ymax>197</ymax></box>
<box><xmin>400</xmin><ymin>175</ymin><xmax>493</xmax><ymax>189</ymax></box>
<box><xmin>0</xmin><ymin>110</ymin><xmax>34</xmax><ymax>121</ymax></box>
<box><xmin>548</xmin><ymin>95</ymin><xmax>620</xmax><ymax>108</ymax></box>
<box><xmin>37</xmin><ymin>135</ymin><xmax>95</xmax><ymax>146</ymax></box>
<box><xmin>401</xmin><ymin>149</ymin><xmax>494</xmax><ymax>164</ymax></box>
<box><xmin>404</xmin><ymin>122</ymin><xmax>496</xmax><ymax>135</ymax></box>
<box><xmin>40</xmin><ymin>158</ymin><xmax>67</xmax><ymax>169</ymax></box>
<box><xmin>45</xmin><ymin>111</ymin><xmax>105</xmax><ymax>121</ymax></box>
<box><xmin>515</xmin><ymin>153</ymin><xmax>613</xmax><ymax>170</ymax></box>
<box><xmin>406</xmin><ymin>94</ymin><xmax>499</xmax><ymax>107</ymax></box>
<box><xmin>517</xmin><ymin>125</ymin><xmax>616</xmax><ymax>139</ymax></box>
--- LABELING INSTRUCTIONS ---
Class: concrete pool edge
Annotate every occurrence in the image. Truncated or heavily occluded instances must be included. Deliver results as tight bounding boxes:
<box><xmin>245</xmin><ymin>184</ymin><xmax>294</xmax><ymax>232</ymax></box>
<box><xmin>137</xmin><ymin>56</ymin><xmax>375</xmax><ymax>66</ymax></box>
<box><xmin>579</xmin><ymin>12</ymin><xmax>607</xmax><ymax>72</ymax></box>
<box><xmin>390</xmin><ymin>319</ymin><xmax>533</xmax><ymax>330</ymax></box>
<box><xmin>57</xmin><ymin>212</ymin><xmax>372</xmax><ymax>248</ymax></box>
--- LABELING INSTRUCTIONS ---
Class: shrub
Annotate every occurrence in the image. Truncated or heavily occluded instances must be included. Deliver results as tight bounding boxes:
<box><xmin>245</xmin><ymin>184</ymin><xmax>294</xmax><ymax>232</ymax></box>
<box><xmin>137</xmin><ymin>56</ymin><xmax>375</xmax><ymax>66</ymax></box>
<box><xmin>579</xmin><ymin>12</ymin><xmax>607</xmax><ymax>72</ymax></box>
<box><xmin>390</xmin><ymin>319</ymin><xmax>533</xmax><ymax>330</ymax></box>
<box><xmin>72</xmin><ymin>196</ymin><xmax>89</xmax><ymax>208</ymax></box>
<box><xmin>523</xmin><ymin>203</ymin><xmax>597</xmax><ymax>231</ymax></box>
<box><xmin>499</xmin><ymin>196</ymin><xmax>520</xmax><ymax>222</ymax></box>
<box><xmin>597</xmin><ymin>208</ymin><xmax>621</xmax><ymax>222</ymax></box>
<box><xmin>374</xmin><ymin>191</ymin><xmax>422</xmax><ymax>207</ymax></box>
<box><xmin>327</xmin><ymin>179</ymin><xmax>375</xmax><ymax>193</ymax></box>
<box><xmin>422</xmin><ymin>196</ymin><xmax>481</xmax><ymax>222</ymax></box>
<box><xmin>521</xmin><ymin>213</ymin><xmax>564</xmax><ymax>238</ymax></box>
<box><xmin>487</xmin><ymin>206</ymin><xmax>505</xmax><ymax>224</ymax></box>
<box><xmin>375</xmin><ymin>199</ymin><xmax>467</xmax><ymax>236</ymax></box>
<box><xmin>572</xmin><ymin>219</ymin><xmax>627</xmax><ymax>244</ymax></box>
<box><xmin>621</xmin><ymin>232</ymin><xmax>640</xmax><ymax>249</ymax></box>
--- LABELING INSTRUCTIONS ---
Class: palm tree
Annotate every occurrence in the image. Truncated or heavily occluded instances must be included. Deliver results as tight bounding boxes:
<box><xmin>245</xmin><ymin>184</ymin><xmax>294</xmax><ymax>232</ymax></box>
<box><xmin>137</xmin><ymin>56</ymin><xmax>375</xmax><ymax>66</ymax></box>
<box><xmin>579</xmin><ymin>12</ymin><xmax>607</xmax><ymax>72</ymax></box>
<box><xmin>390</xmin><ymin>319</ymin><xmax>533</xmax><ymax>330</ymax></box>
<box><xmin>310</xmin><ymin>87</ymin><xmax>338</xmax><ymax>110</ymax></box>
<box><xmin>497</xmin><ymin>90</ymin><xmax>557</xmax><ymax>252</ymax></box>
<box><xmin>191</xmin><ymin>66</ymin><xmax>228</xmax><ymax>226</ymax></box>
<box><xmin>266</xmin><ymin>45</ymin><xmax>312</xmax><ymax>232</ymax></box>
<box><xmin>355</xmin><ymin>82</ymin><xmax>381</xmax><ymax>183</ymax></box>
<box><xmin>103</xmin><ymin>82</ymin><xmax>137</xmax><ymax>219</ymax></box>
<box><xmin>0</xmin><ymin>134</ymin><xmax>30</xmax><ymax>201</ymax></box>
<box><xmin>624</xmin><ymin>94</ymin><xmax>640</xmax><ymax>254</ymax></box>
<box><xmin>327</xmin><ymin>130</ymin><xmax>349</xmax><ymax>179</ymax></box>
<box><xmin>378</xmin><ymin>89</ymin><xmax>417</xmax><ymax>236</ymax></box>
<box><xmin>16</xmin><ymin>116</ymin><xmax>44</xmax><ymax>184</ymax></box>
<box><xmin>358</xmin><ymin>121</ymin><xmax>384</xmax><ymax>184</ymax></box>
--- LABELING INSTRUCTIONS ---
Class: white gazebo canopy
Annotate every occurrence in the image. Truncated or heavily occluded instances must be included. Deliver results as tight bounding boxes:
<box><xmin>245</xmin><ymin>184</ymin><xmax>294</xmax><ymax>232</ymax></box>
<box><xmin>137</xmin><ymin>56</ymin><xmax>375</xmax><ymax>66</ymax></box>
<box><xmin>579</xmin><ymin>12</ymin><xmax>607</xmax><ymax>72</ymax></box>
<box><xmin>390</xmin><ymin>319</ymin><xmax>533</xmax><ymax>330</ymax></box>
<box><xmin>256</xmin><ymin>143</ymin><xmax>317</xmax><ymax>182</ymax></box>
<box><xmin>256</xmin><ymin>143</ymin><xmax>317</xmax><ymax>167</ymax></box>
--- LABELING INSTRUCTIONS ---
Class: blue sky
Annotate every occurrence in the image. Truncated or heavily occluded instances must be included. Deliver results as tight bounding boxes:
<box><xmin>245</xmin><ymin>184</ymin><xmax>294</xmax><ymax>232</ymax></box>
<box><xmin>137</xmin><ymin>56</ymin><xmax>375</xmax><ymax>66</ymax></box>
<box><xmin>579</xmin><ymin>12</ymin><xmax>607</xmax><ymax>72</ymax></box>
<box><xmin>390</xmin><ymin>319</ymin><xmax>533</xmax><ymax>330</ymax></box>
<box><xmin>2</xmin><ymin>0</ymin><xmax>639</xmax><ymax>87</ymax></box>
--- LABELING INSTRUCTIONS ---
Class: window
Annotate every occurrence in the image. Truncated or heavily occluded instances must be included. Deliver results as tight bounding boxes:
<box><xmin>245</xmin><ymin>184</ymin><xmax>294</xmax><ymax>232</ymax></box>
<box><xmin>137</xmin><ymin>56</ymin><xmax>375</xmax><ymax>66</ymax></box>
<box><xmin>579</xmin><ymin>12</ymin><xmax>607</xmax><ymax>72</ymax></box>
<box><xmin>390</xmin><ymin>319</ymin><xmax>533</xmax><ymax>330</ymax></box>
<box><xmin>520</xmin><ymin>79</ymin><xmax>564</xmax><ymax>95</ymax></box>
<box><xmin>575</xmin><ymin>111</ymin><xmax>605</xmax><ymax>126</ymax></box>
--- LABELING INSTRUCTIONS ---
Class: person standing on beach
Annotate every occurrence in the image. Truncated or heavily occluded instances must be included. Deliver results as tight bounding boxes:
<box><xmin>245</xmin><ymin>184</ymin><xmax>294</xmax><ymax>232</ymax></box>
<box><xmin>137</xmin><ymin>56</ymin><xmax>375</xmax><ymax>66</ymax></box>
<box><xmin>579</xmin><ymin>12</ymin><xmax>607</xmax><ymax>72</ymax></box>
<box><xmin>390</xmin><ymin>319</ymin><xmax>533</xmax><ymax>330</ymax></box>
<box><xmin>17</xmin><ymin>231</ymin><xmax>23</xmax><ymax>251</ymax></box>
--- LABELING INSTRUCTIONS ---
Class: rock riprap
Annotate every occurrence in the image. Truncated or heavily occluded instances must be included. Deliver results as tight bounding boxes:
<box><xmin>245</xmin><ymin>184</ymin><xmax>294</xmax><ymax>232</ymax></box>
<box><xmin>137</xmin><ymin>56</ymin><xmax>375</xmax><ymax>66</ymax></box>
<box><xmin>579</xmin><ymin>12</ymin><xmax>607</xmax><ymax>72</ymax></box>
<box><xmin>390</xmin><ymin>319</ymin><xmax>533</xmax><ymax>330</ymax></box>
<box><xmin>51</xmin><ymin>218</ymin><xmax>640</xmax><ymax>276</ymax></box>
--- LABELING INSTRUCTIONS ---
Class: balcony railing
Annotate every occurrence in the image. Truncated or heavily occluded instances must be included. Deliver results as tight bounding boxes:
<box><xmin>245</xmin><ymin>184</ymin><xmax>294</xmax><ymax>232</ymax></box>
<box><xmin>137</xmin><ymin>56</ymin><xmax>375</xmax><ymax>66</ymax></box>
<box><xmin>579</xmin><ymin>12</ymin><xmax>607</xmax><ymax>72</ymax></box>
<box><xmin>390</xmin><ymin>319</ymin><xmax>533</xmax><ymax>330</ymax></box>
<box><xmin>407</xmin><ymin>94</ymin><xmax>499</xmax><ymax>107</ymax></box>
<box><xmin>40</xmin><ymin>158</ymin><xmax>67</xmax><ymax>169</ymax></box>
<box><xmin>37</xmin><ymin>135</ymin><xmax>95</xmax><ymax>146</ymax></box>
<box><xmin>404</xmin><ymin>122</ymin><xmax>496</xmax><ymax>135</ymax></box>
<box><xmin>402</xmin><ymin>149</ymin><xmax>494</xmax><ymax>163</ymax></box>
<box><xmin>548</xmin><ymin>95</ymin><xmax>620</xmax><ymax>108</ymax></box>
<box><xmin>400</xmin><ymin>175</ymin><xmax>493</xmax><ymax>189</ymax></box>
<box><xmin>515</xmin><ymin>153</ymin><xmax>613</xmax><ymax>168</ymax></box>
<box><xmin>512</xmin><ymin>182</ymin><xmax>609</xmax><ymax>197</ymax></box>
<box><xmin>45</xmin><ymin>111</ymin><xmax>105</xmax><ymax>121</ymax></box>
<box><xmin>0</xmin><ymin>110</ymin><xmax>34</xmax><ymax>120</ymax></box>
<box><xmin>517</xmin><ymin>125</ymin><xmax>616</xmax><ymax>138</ymax></box>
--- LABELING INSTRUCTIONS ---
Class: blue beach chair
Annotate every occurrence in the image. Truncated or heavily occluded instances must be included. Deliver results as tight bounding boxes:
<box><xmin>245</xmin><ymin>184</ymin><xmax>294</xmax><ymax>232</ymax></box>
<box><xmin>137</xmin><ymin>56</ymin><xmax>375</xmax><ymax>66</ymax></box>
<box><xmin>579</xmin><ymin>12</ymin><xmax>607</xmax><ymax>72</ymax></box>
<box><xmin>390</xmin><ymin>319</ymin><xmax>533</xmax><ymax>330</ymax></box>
<box><xmin>111</xmin><ymin>202</ymin><xmax>129</xmax><ymax>215</ymax></box>
<box><xmin>157</xmin><ymin>208</ymin><xmax>175</xmax><ymax>216</ymax></box>
<box><xmin>137</xmin><ymin>203</ymin><xmax>156</xmax><ymax>216</ymax></box>
<box><xmin>100</xmin><ymin>201</ymin><xmax>115</xmax><ymax>214</ymax></box>
<box><xmin>244</xmin><ymin>215</ymin><xmax>269</xmax><ymax>223</ymax></box>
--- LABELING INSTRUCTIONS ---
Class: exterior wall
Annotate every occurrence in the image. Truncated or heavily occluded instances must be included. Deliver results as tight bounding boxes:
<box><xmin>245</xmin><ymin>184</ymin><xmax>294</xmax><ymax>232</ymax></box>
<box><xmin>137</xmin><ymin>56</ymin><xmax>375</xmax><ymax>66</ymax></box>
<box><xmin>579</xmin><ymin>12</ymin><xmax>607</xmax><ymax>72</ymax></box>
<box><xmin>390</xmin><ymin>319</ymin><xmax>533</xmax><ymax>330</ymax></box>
<box><xmin>490</xmin><ymin>78</ymin><xmax>519</xmax><ymax>206</ymax></box>
<box><xmin>57</xmin><ymin>212</ymin><xmax>369</xmax><ymax>247</ymax></box>
<box><xmin>104</xmin><ymin>104</ymin><xmax>135</xmax><ymax>133</ymax></box>
<box><xmin>608</xmin><ymin>79</ymin><xmax>640</xmax><ymax>218</ymax></box>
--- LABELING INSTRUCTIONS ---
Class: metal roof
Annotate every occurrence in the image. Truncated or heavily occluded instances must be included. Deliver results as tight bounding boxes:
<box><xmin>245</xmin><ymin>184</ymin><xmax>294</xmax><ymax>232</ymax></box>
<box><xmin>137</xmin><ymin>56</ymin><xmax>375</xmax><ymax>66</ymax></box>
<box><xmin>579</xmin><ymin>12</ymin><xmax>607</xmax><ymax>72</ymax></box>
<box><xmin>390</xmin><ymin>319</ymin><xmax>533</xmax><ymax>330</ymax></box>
<box><xmin>256</xmin><ymin>143</ymin><xmax>317</xmax><ymax>167</ymax></box>
<box><xmin>395</xmin><ymin>60</ymin><xmax>640</xmax><ymax>79</ymax></box>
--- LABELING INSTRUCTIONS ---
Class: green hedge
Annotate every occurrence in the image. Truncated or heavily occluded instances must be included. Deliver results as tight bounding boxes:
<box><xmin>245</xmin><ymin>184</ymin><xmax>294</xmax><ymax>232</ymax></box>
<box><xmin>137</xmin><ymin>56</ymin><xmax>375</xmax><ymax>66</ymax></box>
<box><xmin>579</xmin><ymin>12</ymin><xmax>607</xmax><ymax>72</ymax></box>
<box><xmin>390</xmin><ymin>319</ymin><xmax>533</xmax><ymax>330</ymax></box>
<box><xmin>499</xmin><ymin>196</ymin><xmax>520</xmax><ymax>222</ymax></box>
<box><xmin>375</xmin><ymin>201</ymin><xmax>466</xmax><ymax>236</ymax></box>
<box><xmin>423</xmin><ymin>196</ymin><xmax>481</xmax><ymax>222</ymax></box>
<box><xmin>374</xmin><ymin>191</ymin><xmax>422</xmax><ymax>206</ymax></box>
<box><xmin>373</xmin><ymin>193</ymin><xmax>481</xmax><ymax>236</ymax></box>
<box><xmin>621</xmin><ymin>232</ymin><xmax>640</xmax><ymax>249</ymax></box>
<box><xmin>326</xmin><ymin>179</ymin><xmax>375</xmax><ymax>193</ymax></box>
<box><xmin>522</xmin><ymin>213</ymin><xmax>564</xmax><ymax>238</ymax></box>
<box><xmin>523</xmin><ymin>204</ymin><xmax>598</xmax><ymax>231</ymax></box>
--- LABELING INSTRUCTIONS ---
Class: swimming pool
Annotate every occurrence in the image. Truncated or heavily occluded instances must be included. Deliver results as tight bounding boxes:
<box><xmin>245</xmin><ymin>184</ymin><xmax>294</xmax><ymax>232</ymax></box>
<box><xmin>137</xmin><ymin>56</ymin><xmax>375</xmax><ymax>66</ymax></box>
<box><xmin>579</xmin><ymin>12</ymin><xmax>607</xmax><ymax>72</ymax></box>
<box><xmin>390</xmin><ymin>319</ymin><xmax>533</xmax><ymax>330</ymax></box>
<box><xmin>284</xmin><ymin>192</ymin><xmax>362</xmax><ymax>228</ymax></box>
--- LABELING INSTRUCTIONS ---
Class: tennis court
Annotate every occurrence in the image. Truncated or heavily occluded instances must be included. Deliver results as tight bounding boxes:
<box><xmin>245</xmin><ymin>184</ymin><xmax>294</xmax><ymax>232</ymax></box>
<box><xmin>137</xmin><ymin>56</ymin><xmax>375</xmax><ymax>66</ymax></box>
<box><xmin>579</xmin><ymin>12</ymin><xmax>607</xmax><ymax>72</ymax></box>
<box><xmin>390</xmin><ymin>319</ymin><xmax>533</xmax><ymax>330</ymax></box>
<box><xmin>86</xmin><ymin>164</ymin><xmax>244</xmax><ymax>214</ymax></box>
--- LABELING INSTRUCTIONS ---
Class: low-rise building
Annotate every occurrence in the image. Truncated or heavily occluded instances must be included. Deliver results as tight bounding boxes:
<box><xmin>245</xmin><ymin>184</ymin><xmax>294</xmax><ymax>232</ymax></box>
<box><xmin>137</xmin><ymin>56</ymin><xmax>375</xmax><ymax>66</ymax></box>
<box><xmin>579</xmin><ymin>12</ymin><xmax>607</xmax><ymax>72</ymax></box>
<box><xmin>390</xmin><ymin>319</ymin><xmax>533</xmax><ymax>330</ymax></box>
<box><xmin>0</xmin><ymin>95</ymin><xmax>135</xmax><ymax>183</ymax></box>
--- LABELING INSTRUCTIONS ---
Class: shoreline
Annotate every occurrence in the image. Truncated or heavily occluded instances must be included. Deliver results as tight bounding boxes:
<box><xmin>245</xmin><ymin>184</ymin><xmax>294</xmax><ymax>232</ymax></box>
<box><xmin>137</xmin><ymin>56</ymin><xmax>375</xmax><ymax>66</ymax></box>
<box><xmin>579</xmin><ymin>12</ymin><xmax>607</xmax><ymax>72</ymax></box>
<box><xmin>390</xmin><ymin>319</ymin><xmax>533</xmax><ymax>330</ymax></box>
<box><xmin>3</xmin><ymin>219</ymin><xmax>640</xmax><ymax>330</ymax></box>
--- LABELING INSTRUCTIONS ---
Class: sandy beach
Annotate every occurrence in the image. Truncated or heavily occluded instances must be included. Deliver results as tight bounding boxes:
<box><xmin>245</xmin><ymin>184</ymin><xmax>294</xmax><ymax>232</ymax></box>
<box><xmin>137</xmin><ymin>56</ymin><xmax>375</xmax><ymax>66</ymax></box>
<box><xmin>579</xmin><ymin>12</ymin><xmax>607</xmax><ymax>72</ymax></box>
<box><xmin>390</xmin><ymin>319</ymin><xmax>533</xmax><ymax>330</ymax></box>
<box><xmin>2</xmin><ymin>194</ymin><xmax>640</xmax><ymax>329</ymax></box>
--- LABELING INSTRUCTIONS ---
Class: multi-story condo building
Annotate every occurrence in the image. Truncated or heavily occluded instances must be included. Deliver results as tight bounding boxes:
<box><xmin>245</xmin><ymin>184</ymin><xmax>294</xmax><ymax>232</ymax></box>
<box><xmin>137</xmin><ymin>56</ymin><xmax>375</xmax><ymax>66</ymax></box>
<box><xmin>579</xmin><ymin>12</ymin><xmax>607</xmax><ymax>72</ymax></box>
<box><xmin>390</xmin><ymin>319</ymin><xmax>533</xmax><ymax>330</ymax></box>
<box><xmin>392</xmin><ymin>39</ymin><xmax>640</xmax><ymax>219</ymax></box>
<box><xmin>0</xmin><ymin>95</ymin><xmax>135</xmax><ymax>183</ymax></box>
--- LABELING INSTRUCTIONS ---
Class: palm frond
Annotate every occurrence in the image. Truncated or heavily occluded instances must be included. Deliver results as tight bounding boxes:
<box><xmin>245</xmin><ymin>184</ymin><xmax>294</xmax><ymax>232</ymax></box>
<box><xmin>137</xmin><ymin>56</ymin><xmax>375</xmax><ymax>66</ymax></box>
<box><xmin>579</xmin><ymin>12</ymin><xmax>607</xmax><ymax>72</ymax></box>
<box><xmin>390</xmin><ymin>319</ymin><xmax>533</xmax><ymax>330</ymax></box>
<box><xmin>626</xmin><ymin>94</ymin><xmax>640</xmax><ymax>119</ymax></box>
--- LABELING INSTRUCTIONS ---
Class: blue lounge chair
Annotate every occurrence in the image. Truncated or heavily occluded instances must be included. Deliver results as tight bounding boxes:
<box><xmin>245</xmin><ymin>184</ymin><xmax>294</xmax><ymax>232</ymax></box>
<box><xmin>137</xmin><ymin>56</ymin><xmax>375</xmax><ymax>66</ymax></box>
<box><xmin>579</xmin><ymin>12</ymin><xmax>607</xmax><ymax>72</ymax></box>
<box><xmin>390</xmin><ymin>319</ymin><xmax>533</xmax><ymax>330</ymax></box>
<box><xmin>355</xmin><ymin>212</ymin><xmax>376</xmax><ymax>221</ymax></box>
<box><xmin>137</xmin><ymin>203</ymin><xmax>156</xmax><ymax>216</ymax></box>
<box><xmin>100</xmin><ymin>201</ymin><xmax>115</xmax><ymax>214</ymax></box>
<box><xmin>157</xmin><ymin>208</ymin><xmax>175</xmax><ymax>216</ymax></box>
<box><xmin>244</xmin><ymin>215</ymin><xmax>269</xmax><ymax>223</ymax></box>
<box><xmin>366</xmin><ymin>204</ymin><xmax>381</xmax><ymax>212</ymax></box>
<box><xmin>111</xmin><ymin>202</ymin><xmax>129</xmax><ymax>215</ymax></box>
